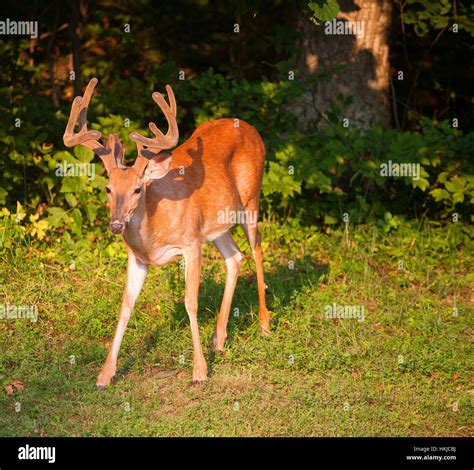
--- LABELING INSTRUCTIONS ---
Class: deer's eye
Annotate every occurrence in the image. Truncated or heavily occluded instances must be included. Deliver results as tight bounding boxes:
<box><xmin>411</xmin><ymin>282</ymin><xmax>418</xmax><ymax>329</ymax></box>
<box><xmin>105</xmin><ymin>186</ymin><xmax>111</xmax><ymax>194</ymax></box>
<box><xmin>134</xmin><ymin>187</ymin><xmax>141</xmax><ymax>194</ymax></box>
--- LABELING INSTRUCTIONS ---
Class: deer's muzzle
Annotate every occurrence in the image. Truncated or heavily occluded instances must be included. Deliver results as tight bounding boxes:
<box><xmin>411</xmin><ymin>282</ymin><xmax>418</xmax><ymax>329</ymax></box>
<box><xmin>109</xmin><ymin>220</ymin><xmax>126</xmax><ymax>234</ymax></box>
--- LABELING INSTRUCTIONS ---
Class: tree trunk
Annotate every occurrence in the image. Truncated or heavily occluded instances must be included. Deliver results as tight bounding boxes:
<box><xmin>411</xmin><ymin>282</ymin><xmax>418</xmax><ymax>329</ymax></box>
<box><xmin>295</xmin><ymin>0</ymin><xmax>392</xmax><ymax>129</ymax></box>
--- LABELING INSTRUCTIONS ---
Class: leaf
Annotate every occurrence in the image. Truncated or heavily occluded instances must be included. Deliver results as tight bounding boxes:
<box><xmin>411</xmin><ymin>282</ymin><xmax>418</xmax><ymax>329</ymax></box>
<box><xmin>47</xmin><ymin>207</ymin><xmax>67</xmax><ymax>228</ymax></box>
<box><xmin>414</xmin><ymin>21</ymin><xmax>429</xmax><ymax>37</ymax></box>
<box><xmin>308</xmin><ymin>0</ymin><xmax>340</xmax><ymax>22</ymax></box>
<box><xmin>85</xmin><ymin>204</ymin><xmax>98</xmax><ymax>224</ymax></box>
<box><xmin>437</xmin><ymin>172</ymin><xmax>449</xmax><ymax>184</ymax></box>
<box><xmin>11</xmin><ymin>380</ymin><xmax>24</xmax><ymax>392</ymax></box>
<box><xmin>451</xmin><ymin>371</ymin><xmax>461</xmax><ymax>382</ymax></box>
<box><xmin>452</xmin><ymin>192</ymin><xmax>465</xmax><ymax>204</ymax></box>
<box><xmin>430</xmin><ymin>188</ymin><xmax>450</xmax><ymax>202</ymax></box>
<box><xmin>324</xmin><ymin>214</ymin><xmax>338</xmax><ymax>225</ymax></box>
<box><xmin>412</xmin><ymin>177</ymin><xmax>429</xmax><ymax>192</ymax></box>
<box><xmin>74</xmin><ymin>145</ymin><xmax>94</xmax><ymax>163</ymax></box>
<box><xmin>43</xmin><ymin>176</ymin><xmax>55</xmax><ymax>191</ymax></box>
<box><xmin>71</xmin><ymin>208</ymin><xmax>83</xmax><ymax>233</ymax></box>
<box><xmin>4</xmin><ymin>380</ymin><xmax>24</xmax><ymax>395</ymax></box>
<box><xmin>262</xmin><ymin>161</ymin><xmax>301</xmax><ymax>199</ymax></box>
<box><xmin>306</xmin><ymin>171</ymin><xmax>333</xmax><ymax>193</ymax></box>
<box><xmin>15</xmin><ymin>201</ymin><xmax>27</xmax><ymax>222</ymax></box>
<box><xmin>89</xmin><ymin>172</ymin><xmax>107</xmax><ymax>190</ymax></box>
<box><xmin>30</xmin><ymin>219</ymin><xmax>49</xmax><ymax>240</ymax></box>
<box><xmin>61</xmin><ymin>177</ymin><xmax>86</xmax><ymax>193</ymax></box>
<box><xmin>0</xmin><ymin>187</ymin><xmax>7</xmax><ymax>205</ymax></box>
<box><xmin>65</xmin><ymin>194</ymin><xmax>78</xmax><ymax>208</ymax></box>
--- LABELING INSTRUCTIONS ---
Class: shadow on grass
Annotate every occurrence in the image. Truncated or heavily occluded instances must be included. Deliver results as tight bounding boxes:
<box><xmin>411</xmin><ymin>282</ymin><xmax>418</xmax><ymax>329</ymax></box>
<box><xmin>114</xmin><ymin>254</ymin><xmax>329</xmax><ymax>383</ymax></box>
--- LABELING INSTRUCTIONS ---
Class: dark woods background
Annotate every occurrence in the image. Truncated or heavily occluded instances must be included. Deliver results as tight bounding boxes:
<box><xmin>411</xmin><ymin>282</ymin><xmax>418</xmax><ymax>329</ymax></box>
<box><xmin>0</xmin><ymin>0</ymin><xmax>473</xmax><ymax>243</ymax></box>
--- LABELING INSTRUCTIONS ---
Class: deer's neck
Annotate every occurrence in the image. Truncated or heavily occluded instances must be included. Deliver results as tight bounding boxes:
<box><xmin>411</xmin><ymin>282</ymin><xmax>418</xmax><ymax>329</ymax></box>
<box><xmin>122</xmin><ymin>189</ymin><xmax>183</xmax><ymax>266</ymax></box>
<box><xmin>122</xmin><ymin>193</ymin><xmax>149</xmax><ymax>253</ymax></box>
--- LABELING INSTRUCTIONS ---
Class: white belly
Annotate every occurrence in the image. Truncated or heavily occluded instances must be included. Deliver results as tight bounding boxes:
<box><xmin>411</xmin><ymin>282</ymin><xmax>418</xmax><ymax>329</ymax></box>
<box><xmin>149</xmin><ymin>245</ymin><xmax>183</xmax><ymax>266</ymax></box>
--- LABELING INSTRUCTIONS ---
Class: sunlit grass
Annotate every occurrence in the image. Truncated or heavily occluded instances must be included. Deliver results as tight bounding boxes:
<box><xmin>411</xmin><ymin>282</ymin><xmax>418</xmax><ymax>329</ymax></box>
<box><xmin>0</xmin><ymin>221</ymin><xmax>472</xmax><ymax>436</ymax></box>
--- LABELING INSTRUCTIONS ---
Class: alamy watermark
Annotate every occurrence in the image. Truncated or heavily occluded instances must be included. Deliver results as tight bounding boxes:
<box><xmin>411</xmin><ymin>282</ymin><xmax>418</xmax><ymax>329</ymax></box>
<box><xmin>324</xmin><ymin>303</ymin><xmax>365</xmax><ymax>323</ymax></box>
<box><xmin>55</xmin><ymin>161</ymin><xmax>95</xmax><ymax>181</ymax></box>
<box><xmin>0</xmin><ymin>19</ymin><xmax>38</xmax><ymax>39</ymax></box>
<box><xmin>0</xmin><ymin>304</ymin><xmax>38</xmax><ymax>323</ymax></box>
<box><xmin>18</xmin><ymin>445</ymin><xmax>55</xmax><ymax>464</ymax></box>
<box><xmin>217</xmin><ymin>207</ymin><xmax>257</xmax><ymax>226</ymax></box>
<box><xmin>380</xmin><ymin>160</ymin><xmax>420</xmax><ymax>181</ymax></box>
<box><xmin>324</xmin><ymin>19</ymin><xmax>364</xmax><ymax>38</ymax></box>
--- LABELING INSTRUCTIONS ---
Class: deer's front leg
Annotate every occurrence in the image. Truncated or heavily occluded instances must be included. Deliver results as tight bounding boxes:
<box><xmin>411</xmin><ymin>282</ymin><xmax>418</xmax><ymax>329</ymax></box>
<box><xmin>183</xmin><ymin>246</ymin><xmax>208</xmax><ymax>383</ymax></box>
<box><xmin>96</xmin><ymin>252</ymin><xmax>148</xmax><ymax>389</ymax></box>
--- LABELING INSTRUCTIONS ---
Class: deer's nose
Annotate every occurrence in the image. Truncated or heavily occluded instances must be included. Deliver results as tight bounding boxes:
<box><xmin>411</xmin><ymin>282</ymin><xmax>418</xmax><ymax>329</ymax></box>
<box><xmin>109</xmin><ymin>220</ymin><xmax>125</xmax><ymax>234</ymax></box>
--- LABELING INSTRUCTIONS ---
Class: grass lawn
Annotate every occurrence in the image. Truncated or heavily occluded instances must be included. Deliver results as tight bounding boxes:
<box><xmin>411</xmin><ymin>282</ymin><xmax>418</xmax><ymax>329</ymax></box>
<box><xmin>0</xmin><ymin>221</ymin><xmax>472</xmax><ymax>436</ymax></box>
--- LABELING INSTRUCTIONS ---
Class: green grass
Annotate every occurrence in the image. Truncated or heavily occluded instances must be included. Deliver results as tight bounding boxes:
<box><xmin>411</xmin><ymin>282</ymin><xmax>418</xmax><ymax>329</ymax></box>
<box><xmin>0</xmin><ymin>221</ymin><xmax>472</xmax><ymax>436</ymax></box>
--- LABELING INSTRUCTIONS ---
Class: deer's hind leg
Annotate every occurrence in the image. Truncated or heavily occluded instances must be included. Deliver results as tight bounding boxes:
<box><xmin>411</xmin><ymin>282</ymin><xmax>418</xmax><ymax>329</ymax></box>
<box><xmin>212</xmin><ymin>231</ymin><xmax>243</xmax><ymax>351</ymax></box>
<box><xmin>241</xmin><ymin>203</ymin><xmax>270</xmax><ymax>336</ymax></box>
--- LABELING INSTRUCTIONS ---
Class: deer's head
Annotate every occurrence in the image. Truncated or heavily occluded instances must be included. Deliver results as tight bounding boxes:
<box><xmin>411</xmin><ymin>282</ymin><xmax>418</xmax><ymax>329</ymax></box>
<box><xmin>63</xmin><ymin>78</ymin><xmax>178</xmax><ymax>234</ymax></box>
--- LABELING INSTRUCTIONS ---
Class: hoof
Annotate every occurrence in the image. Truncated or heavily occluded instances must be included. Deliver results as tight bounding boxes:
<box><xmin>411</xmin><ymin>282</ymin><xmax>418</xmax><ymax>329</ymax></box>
<box><xmin>212</xmin><ymin>335</ymin><xmax>227</xmax><ymax>352</ymax></box>
<box><xmin>260</xmin><ymin>325</ymin><xmax>271</xmax><ymax>337</ymax></box>
<box><xmin>96</xmin><ymin>374</ymin><xmax>115</xmax><ymax>389</ymax></box>
<box><xmin>212</xmin><ymin>344</ymin><xmax>226</xmax><ymax>353</ymax></box>
<box><xmin>192</xmin><ymin>368</ymin><xmax>208</xmax><ymax>384</ymax></box>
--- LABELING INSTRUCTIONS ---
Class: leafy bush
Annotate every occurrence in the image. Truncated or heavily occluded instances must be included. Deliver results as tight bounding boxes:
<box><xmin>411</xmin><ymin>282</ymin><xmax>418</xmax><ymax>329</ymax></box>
<box><xmin>263</xmin><ymin>116</ymin><xmax>474</xmax><ymax>225</ymax></box>
<box><xmin>0</xmin><ymin>68</ymin><xmax>472</xmax><ymax>266</ymax></box>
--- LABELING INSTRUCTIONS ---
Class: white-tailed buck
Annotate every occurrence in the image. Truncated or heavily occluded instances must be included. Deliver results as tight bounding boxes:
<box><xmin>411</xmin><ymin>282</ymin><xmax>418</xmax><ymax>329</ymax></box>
<box><xmin>63</xmin><ymin>78</ymin><xmax>270</xmax><ymax>387</ymax></box>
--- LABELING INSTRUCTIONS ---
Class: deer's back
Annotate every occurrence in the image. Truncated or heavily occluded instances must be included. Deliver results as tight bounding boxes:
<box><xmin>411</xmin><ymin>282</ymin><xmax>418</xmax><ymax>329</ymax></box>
<box><xmin>145</xmin><ymin>118</ymin><xmax>265</xmax><ymax>245</ymax></box>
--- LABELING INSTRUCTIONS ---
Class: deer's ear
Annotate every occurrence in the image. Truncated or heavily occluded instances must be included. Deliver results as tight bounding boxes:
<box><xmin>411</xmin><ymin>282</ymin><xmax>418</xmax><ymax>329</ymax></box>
<box><xmin>144</xmin><ymin>154</ymin><xmax>172</xmax><ymax>182</ymax></box>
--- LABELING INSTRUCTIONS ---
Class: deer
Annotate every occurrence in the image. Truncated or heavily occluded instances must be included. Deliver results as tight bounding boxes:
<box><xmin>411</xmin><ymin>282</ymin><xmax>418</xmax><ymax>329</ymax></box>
<box><xmin>63</xmin><ymin>78</ymin><xmax>271</xmax><ymax>388</ymax></box>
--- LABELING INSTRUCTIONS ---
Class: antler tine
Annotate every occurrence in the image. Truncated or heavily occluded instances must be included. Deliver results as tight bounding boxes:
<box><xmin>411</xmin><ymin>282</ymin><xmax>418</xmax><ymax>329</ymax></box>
<box><xmin>130</xmin><ymin>85</ymin><xmax>179</xmax><ymax>151</ymax></box>
<box><xmin>165</xmin><ymin>84</ymin><xmax>177</xmax><ymax>117</ymax></box>
<box><xmin>63</xmin><ymin>78</ymin><xmax>102</xmax><ymax>147</ymax></box>
<box><xmin>107</xmin><ymin>134</ymin><xmax>125</xmax><ymax>167</ymax></box>
<box><xmin>63</xmin><ymin>78</ymin><xmax>118</xmax><ymax>173</ymax></box>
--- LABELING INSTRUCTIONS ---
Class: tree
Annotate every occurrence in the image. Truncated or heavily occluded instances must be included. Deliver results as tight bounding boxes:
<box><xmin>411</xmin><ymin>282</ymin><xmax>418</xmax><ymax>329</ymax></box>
<box><xmin>295</xmin><ymin>0</ymin><xmax>393</xmax><ymax>129</ymax></box>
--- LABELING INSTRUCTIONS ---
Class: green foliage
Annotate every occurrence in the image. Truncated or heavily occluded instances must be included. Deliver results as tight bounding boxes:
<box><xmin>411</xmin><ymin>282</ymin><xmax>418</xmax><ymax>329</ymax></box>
<box><xmin>307</xmin><ymin>0</ymin><xmax>340</xmax><ymax>23</ymax></box>
<box><xmin>402</xmin><ymin>0</ymin><xmax>474</xmax><ymax>36</ymax></box>
<box><xmin>281</xmin><ymin>117</ymin><xmax>474</xmax><ymax>224</ymax></box>
<box><xmin>174</xmin><ymin>70</ymin><xmax>474</xmax><ymax>225</ymax></box>
<box><xmin>0</xmin><ymin>0</ymin><xmax>472</xmax><ymax>256</ymax></box>
<box><xmin>0</xmin><ymin>66</ymin><xmax>472</xmax><ymax>267</ymax></box>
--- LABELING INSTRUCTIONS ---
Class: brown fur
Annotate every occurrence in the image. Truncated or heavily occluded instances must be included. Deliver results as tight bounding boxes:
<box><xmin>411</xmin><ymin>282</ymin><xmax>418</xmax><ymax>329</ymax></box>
<box><xmin>114</xmin><ymin>119</ymin><xmax>265</xmax><ymax>264</ymax></box>
<box><xmin>64</xmin><ymin>80</ymin><xmax>270</xmax><ymax>386</ymax></box>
